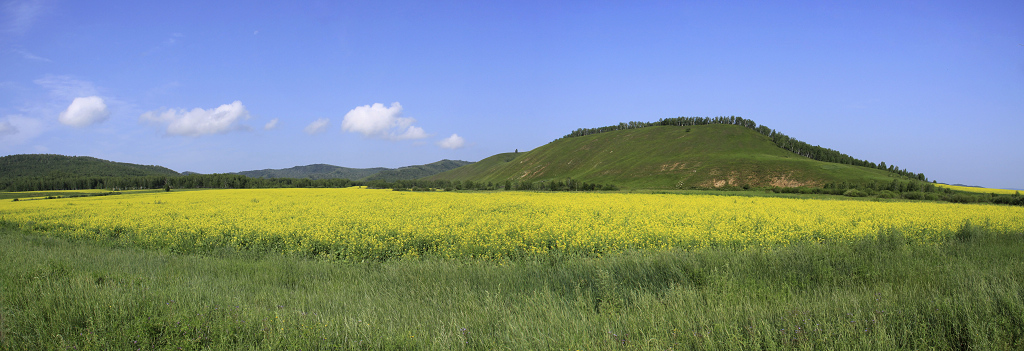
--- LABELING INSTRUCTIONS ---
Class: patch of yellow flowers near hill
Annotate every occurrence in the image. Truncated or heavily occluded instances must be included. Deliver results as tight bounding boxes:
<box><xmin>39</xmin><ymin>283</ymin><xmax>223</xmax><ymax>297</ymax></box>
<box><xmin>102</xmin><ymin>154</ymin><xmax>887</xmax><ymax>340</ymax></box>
<box><xmin>934</xmin><ymin>183</ymin><xmax>1021</xmax><ymax>195</ymax></box>
<box><xmin>2</xmin><ymin>188</ymin><xmax>1023</xmax><ymax>259</ymax></box>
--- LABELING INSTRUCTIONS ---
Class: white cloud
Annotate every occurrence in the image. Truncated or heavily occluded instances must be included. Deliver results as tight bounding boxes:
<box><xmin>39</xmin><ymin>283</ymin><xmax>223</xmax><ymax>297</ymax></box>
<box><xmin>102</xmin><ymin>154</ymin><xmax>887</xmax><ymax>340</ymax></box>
<box><xmin>0</xmin><ymin>120</ymin><xmax>17</xmax><ymax>136</ymax></box>
<box><xmin>341</xmin><ymin>102</ymin><xmax>429</xmax><ymax>140</ymax></box>
<box><xmin>59</xmin><ymin>96</ymin><xmax>109</xmax><ymax>127</ymax></box>
<box><xmin>34</xmin><ymin>75</ymin><xmax>99</xmax><ymax>100</ymax></box>
<box><xmin>144</xmin><ymin>33</ymin><xmax>184</xmax><ymax>56</ymax></box>
<box><xmin>304</xmin><ymin>118</ymin><xmax>329</xmax><ymax>134</ymax></box>
<box><xmin>166</xmin><ymin>32</ymin><xmax>183</xmax><ymax>45</ymax></box>
<box><xmin>264</xmin><ymin>118</ymin><xmax>279</xmax><ymax>130</ymax></box>
<box><xmin>396</xmin><ymin>125</ymin><xmax>427</xmax><ymax>140</ymax></box>
<box><xmin>14</xmin><ymin>49</ymin><xmax>50</xmax><ymax>62</ymax></box>
<box><xmin>438</xmin><ymin>134</ymin><xmax>465</xmax><ymax>149</ymax></box>
<box><xmin>141</xmin><ymin>100</ymin><xmax>251</xmax><ymax>136</ymax></box>
<box><xmin>3</xmin><ymin>0</ymin><xmax>46</xmax><ymax>35</ymax></box>
<box><xmin>0</xmin><ymin>115</ymin><xmax>44</xmax><ymax>145</ymax></box>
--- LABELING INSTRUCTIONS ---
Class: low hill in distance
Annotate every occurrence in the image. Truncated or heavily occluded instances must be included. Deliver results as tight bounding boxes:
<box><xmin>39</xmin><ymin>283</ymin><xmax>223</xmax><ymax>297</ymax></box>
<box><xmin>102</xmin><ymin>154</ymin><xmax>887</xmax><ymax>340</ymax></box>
<box><xmin>235</xmin><ymin>159</ymin><xmax>471</xmax><ymax>181</ymax></box>
<box><xmin>0</xmin><ymin>154</ymin><xmax>180</xmax><ymax>179</ymax></box>
<box><xmin>236</xmin><ymin>164</ymin><xmax>389</xmax><ymax>180</ymax></box>
<box><xmin>0</xmin><ymin>154</ymin><xmax>470</xmax><ymax>185</ymax></box>
<box><xmin>363</xmin><ymin>159</ymin><xmax>472</xmax><ymax>182</ymax></box>
<box><xmin>426</xmin><ymin>124</ymin><xmax>902</xmax><ymax>189</ymax></box>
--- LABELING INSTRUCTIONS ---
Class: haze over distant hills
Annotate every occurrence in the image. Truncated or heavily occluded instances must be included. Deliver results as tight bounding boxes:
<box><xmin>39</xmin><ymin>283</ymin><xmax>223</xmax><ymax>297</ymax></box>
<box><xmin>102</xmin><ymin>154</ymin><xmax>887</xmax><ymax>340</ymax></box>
<box><xmin>234</xmin><ymin>160</ymin><xmax>471</xmax><ymax>181</ymax></box>
<box><xmin>234</xmin><ymin>164</ymin><xmax>388</xmax><ymax>180</ymax></box>
<box><xmin>0</xmin><ymin>154</ymin><xmax>470</xmax><ymax>183</ymax></box>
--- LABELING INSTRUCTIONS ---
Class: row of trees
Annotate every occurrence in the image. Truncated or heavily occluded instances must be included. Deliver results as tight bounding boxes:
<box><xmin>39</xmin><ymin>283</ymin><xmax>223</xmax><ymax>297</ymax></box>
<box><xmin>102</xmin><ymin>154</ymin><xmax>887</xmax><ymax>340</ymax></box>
<box><xmin>562</xmin><ymin>116</ymin><xmax>927</xmax><ymax>181</ymax></box>
<box><xmin>0</xmin><ymin>174</ymin><xmax>357</xmax><ymax>192</ymax></box>
<box><xmin>774</xmin><ymin>179</ymin><xmax>1023</xmax><ymax>206</ymax></box>
<box><xmin>822</xmin><ymin>179</ymin><xmax>944</xmax><ymax>193</ymax></box>
<box><xmin>1</xmin><ymin>173</ymin><xmax>618</xmax><ymax>193</ymax></box>
<box><xmin>366</xmin><ymin>178</ymin><xmax>617</xmax><ymax>192</ymax></box>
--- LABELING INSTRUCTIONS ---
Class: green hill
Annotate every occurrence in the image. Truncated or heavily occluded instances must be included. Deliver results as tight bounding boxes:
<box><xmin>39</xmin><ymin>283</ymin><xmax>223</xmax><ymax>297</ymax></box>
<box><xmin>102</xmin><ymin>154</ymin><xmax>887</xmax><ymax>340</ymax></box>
<box><xmin>426</xmin><ymin>124</ymin><xmax>901</xmax><ymax>189</ymax></box>
<box><xmin>236</xmin><ymin>164</ymin><xmax>388</xmax><ymax>180</ymax></box>
<box><xmin>237</xmin><ymin>160</ymin><xmax>473</xmax><ymax>181</ymax></box>
<box><xmin>0</xmin><ymin>154</ymin><xmax>180</xmax><ymax>179</ymax></box>
<box><xmin>362</xmin><ymin>159</ymin><xmax>473</xmax><ymax>182</ymax></box>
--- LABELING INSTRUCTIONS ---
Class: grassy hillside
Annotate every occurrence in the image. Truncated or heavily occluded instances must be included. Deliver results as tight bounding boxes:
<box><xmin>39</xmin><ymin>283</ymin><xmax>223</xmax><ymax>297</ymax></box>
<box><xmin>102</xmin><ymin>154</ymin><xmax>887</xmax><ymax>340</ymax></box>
<box><xmin>362</xmin><ymin>159</ymin><xmax>472</xmax><ymax>182</ymax></box>
<box><xmin>236</xmin><ymin>164</ymin><xmax>388</xmax><ymax>180</ymax></box>
<box><xmin>419</xmin><ymin>152</ymin><xmax>522</xmax><ymax>181</ymax></box>
<box><xmin>427</xmin><ymin>124</ymin><xmax>900</xmax><ymax>189</ymax></box>
<box><xmin>0</xmin><ymin>154</ymin><xmax>179</xmax><ymax>179</ymax></box>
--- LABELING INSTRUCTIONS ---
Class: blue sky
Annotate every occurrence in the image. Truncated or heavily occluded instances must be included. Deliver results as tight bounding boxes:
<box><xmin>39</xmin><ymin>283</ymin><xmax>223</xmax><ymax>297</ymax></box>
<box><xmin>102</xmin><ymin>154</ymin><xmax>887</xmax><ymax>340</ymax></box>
<box><xmin>1</xmin><ymin>1</ymin><xmax>1022</xmax><ymax>189</ymax></box>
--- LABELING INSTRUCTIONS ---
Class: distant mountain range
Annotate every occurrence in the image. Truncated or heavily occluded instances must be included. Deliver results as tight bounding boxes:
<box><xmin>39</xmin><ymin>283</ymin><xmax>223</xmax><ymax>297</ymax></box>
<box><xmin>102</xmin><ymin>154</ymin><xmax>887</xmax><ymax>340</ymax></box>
<box><xmin>0</xmin><ymin>154</ymin><xmax>471</xmax><ymax>182</ymax></box>
<box><xmin>234</xmin><ymin>159</ymin><xmax>471</xmax><ymax>181</ymax></box>
<box><xmin>234</xmin><ymin>164</ymin><xmax>388</xmax><ymax>180</ymax></box>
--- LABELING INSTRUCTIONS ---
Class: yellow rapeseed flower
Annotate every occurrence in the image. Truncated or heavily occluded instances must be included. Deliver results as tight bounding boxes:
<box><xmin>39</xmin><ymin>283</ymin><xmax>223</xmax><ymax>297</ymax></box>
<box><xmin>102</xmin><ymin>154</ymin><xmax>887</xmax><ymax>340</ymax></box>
<box><xmin>1</xmin><ymin>188</ymin><xmax>1021</xmax><ymax>259</ymax></box>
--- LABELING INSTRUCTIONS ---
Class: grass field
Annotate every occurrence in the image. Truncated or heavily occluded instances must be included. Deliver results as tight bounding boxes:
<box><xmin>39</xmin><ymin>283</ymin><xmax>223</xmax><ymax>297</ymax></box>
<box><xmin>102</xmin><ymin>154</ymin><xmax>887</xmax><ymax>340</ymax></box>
<box><xmin>2</xmin><ymin>226</ymin><xmax>1022</xmax><ymax>349</ymax></box>
<box><xmin>0</xmin><ymin>189</ymin><xmax>113</xmax><ymax>200</ymax></box>
<box><xmin>2</xmin><ymin>188</ymin><xmax>1022</xmax><ymax>349</ymax></box>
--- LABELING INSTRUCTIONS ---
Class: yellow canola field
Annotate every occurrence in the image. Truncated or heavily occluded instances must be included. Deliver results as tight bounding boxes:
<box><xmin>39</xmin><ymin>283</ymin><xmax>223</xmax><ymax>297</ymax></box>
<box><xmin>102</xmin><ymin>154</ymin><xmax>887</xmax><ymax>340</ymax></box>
<box><xmin>935</xmin><ymin>183</ymin><xmax>1021</xmax><ymax>195</ymax></box>
<box><xmin>2</xmin><ymin>188</ymin><xmax>1023</xmax><ymax>259</ymax></box>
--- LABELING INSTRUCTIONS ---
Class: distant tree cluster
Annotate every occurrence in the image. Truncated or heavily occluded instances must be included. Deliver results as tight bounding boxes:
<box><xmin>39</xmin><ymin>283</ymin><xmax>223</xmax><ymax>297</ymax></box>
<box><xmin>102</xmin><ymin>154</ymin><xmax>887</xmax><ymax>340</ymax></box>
<box><xmin>0</xmin><ymin>154</ymin><xmax>178</xmax><ymax>178</ymax></box>
<box><xmin>0</xmin><ymin>174</ymin><xmax>356</xmax><ymax>192</ymax></box>
<box><xmin>766</xmin><ymin>179</ymin><xmax>1024</xmax><ymax>206</ymax></box>
<box><xmin>561</xmin><ymin>116</ymin><xmax>927</xmax><ymax>182</ymax></box>
<box><xmin>502</xmin><ymin>178</ymin><xmax>618</xmax><ymax>192</ymax></box>
<box><xmin>367</xmin><ymin>178</ymin><xmax>617</xmax><ymax>192</ymax></box>
<box><xmin>1</xmin><ymin>173</ymin><xmax>618</xmax><ymax>193</ymax></box>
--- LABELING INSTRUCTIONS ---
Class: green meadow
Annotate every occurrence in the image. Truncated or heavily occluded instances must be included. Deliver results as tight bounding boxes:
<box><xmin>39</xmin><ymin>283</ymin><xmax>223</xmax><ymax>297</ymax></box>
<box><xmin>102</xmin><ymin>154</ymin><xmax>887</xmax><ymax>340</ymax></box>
<box><xmin>2</xmin><ymin>222</ymin><xmax>1021</xmax><ymax>350</ymax></box>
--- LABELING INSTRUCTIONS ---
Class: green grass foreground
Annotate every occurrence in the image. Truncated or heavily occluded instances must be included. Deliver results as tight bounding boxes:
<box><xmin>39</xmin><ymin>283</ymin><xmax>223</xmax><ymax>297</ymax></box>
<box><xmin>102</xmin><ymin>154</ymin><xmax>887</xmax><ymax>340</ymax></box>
<box><xmin>1</xmin><ymin>227</ymin><xmax>1022</xmax><ymax>350</ymax></box>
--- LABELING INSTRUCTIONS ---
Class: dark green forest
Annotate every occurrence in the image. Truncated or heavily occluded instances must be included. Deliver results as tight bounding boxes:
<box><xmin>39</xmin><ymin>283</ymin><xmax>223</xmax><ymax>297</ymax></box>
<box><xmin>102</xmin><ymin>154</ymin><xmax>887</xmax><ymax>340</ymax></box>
<box><xmin>0</xmin><ymin>173</ymin><xmax>618</xmax><ymax>194</ymax></box>
<box><xmin>0</xmin><ymin>154</ymin><xmax>179</xmax><ymax>178</ymax></box>
<box><xmin>562</xmin><ymin>116</ymin><xmax>928</xmax><ymax>181</ymax></box>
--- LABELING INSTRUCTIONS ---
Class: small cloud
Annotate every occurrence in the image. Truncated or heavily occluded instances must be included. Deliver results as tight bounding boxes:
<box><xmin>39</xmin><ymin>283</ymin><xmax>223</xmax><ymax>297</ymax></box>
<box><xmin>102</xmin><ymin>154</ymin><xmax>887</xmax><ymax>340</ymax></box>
<box><xmin>304</xmin><ymin>118</ymin><xmax>329</xmax><ymax>134</ymax></box>
<box><xmin>166</xmin><ymin>32</ymin><xmax>183</xmax><ymax>45</ymax></box>
<box><xmin>141</xmin><ymin>100</ymin><xmax>251</xmax><ymax>136</ymax></box>
<box><xmin>396</xmin><ymin>125</ymin><xmax>427</xmax><ymax>140</ymax></box>
<box><xmin>0</xmin><ymin>120</ymin><xmax>17</xmax><ymax>136</ymax></box>
<box><xmin>34</xmin><ymin>75</ymin><xmax>99</xmax><ymax>100</ymax></box>
<box><xmin>13</xmin><ymin>49</ymin><xmax>50</xmax><ymax>62</ymax></box>
<box><xmin>4</xmin><ymin>0</ymin><xmax>46</xmax><ymax>35</ymax></box>
<box><xmin>341</xmin><ymin>102</ymin><xmax>429</xmax><ymax>140</ymax></box>
<box><xmin>143</xmin><ymin>33</ymin><xmax>184</xmax><ymax>56</ymax></box>
<box><xmin>59</xmin><ymin>96</ymin><xmax>109</xmax><ymax>127</ymax></box>
<box><xmin>438</xmin><ymin>134</ymin><xmax>465</xmax><ymax>149</ymax></box>
<box><xmin>0</xmin><ymin>115</ymin><xmax>44</xmax><ymax>145</ymax></box>
<box><xmin>264</xmin><ymin>118</ymin><xmax>279</xmax><ymax>130</ymax></box>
